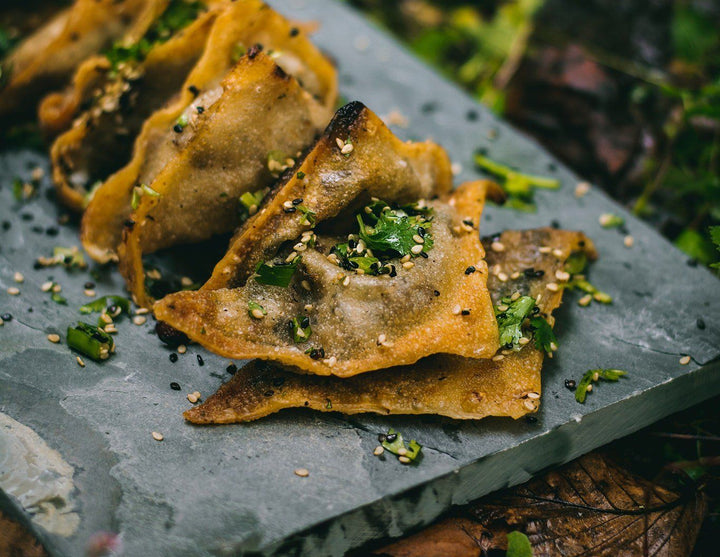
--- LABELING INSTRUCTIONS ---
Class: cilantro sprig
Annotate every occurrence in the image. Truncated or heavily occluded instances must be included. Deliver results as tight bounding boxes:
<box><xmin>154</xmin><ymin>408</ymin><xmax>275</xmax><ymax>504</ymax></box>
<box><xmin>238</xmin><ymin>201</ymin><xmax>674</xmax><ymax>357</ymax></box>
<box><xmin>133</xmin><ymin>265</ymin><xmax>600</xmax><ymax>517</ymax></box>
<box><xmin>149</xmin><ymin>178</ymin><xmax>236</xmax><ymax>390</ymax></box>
<box><xmin>575</xmin><ymin>369</ymin><xmax>627</xmax><ymax>403</ymax></box>
<box><xmin>355</xmin><ymin>200</ymin><xmax>433</xmax><ymax>258</ymax></box>
<box><xmin>380</xmin><ymin>429</ymin><xmax>422</xmax><ymax>463</ymax></box>
<box><xmin>496</xmin><ymin>295</ymin><xmax>535</xmax><ymax>347</ymax></box>
<box><xmin>254</xmin><ymin>258</ymin><xmax>300</xmax><ymax>287</ymax></box>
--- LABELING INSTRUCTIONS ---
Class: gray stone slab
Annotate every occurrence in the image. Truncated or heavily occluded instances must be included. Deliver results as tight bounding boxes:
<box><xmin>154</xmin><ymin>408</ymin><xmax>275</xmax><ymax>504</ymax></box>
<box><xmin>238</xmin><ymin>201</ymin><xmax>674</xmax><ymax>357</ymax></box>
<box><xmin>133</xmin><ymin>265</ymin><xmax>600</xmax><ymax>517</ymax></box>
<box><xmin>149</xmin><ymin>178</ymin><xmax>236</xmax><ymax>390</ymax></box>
<box><xmin>1</xmin><ymin>1</ymin><xmax>719</xmax><ymax>555</ymax></box>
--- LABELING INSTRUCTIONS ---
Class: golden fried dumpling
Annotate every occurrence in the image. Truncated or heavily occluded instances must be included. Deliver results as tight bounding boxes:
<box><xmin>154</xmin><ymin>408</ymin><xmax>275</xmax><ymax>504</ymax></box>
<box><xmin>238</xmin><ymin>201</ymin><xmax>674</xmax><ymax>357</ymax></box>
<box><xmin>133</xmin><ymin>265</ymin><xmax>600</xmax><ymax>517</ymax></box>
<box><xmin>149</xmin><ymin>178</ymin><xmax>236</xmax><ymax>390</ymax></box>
<box><xmin>0</xmin><ymin>0</ymin><xmax>166</xmax><ymax>124</ymax></box>
<box><xmin>184</xmin><ymin>228</ymin><xmax>597</xmax><ymax>423</ymax></box>
<box><xmin>80</xmin><ymin>0</ymin><xmax>337</xmax><ymax>254</ymax></box>
<box><xmin>153</xmin><ymin>117</ymin><xmax>500</xmax><ymax>378</ymax></box>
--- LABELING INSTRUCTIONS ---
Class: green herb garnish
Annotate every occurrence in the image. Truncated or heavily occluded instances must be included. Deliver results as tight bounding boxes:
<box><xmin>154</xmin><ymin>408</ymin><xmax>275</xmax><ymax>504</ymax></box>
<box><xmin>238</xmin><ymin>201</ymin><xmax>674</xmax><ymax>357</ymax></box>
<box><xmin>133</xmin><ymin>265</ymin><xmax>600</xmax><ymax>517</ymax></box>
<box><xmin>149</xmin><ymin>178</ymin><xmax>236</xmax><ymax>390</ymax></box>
<box><xmin>474</xmin><ymin>152</ymin><xmax>559</xmax><ymax>212</ymax></box>
<box><xmin>529</xmin><ymin>316</ymin><xmax>556</xmax><ymax>354</ymax></box>
<box><xmin>381</xmin><ymin>429</ymin><xmax>422</xmax><ymax>462</ymax></box>
<box><xmin>330</xmin><ymin>243</ymin><xmax>381</xmax><ymax>274</ymax></box>
<box><xmin>80</xmin><ymin>296</ymin><xmax>131</xmax><ymax>316</ymax></box>
<box><xmin>248</xmin><ymin>301</ymin><xmax>267</xmax><ymax>319</ymax></box>
<box><xmin>565</xmin><ymin>277</ymin><xmax>612</xmax><ymax>304</ymax></box>
<box><xmin>356</xmin><ymin>202</ymin><xmax>433</xmax><ymax>258</ymax></box>
<box><xmin>575</xmin><ymin>368</ymin><xmax>627</xmax><ymax>403</ymax></box>
<box><xmin>131</xmin><ymin>183</ymin><xmax>160</xmax><ymax>210</ymax></box>
<box><xmin>296</xmin><ymin>171</ymin><xmax>306</xmax><ymax>179</ymax></box>
<box><xmin>495</xmin><ymin>295</ymin><xmax>536</xmax><ymax>348</ymax></box>
<box><xmin>506</xmin><ymin>531</ymin><xmax>533</xmax><ymax>557</ymax></box>
<box><xmin>599</xmin><ymin>213</ymin><xmax>625</xmax><ymax>228</ymax></box>
<box><xmin>47</xmin><ymin>247</ymin><xmax>86</xmax><ymax>269</ymax></box>
<box><xmin>564</xmin><ymin>251</ymin><xmax>588</xmax><ymax>275</ymax></box>
<box><xmin>290</xmin><ymin>315</ymin><xmax>312</xmax><ymax>343</ymax></box>
<box><xmin>67</xmin><ymin>322</ymin><xmax>115</xmax><ymax>362</ymax></box>
<box><xmin>297</xmin><ymin>205</ymin><xmax>316</xmax><ymax>226</ymax></box>
<box><xmin>238</xmin><ymin>189</ymin><xmax>267</xmax><ymax>221</ymax></box>
<box><xmin>12</xmin><ymin>177</ymin><xmax>35</xmax><ymax>202</ymax></box>
<box><xmin>710</xmin><ymin>226</ymin><xmax>720</xmax><ymax>269</ymax></box>
<box><xmin>254</xmin><ymin>258</ymin><xmax>300</xmax><ymax>287</ymax></box>
<box><xmin>51</xmin><ymin>292</ymin><xmax>68</xmax><ymax>305</ymax></box>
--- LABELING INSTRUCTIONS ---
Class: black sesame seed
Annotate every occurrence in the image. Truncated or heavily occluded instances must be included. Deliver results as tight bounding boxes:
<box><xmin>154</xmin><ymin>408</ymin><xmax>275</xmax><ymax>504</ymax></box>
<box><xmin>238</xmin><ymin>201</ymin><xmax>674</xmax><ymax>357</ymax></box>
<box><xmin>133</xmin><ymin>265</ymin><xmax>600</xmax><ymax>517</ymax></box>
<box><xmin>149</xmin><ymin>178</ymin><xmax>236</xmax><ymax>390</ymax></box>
<box><xmin>173</xmin><ymin>124</ymin><xmax>183</xmax><ymax>133</ymax></box>
<box><xmin>21</xmin><ymin>213</ymin><xmax>33</xmax><ymax>221</ymax></box>
<box><xmin>466</xmin><ymin>109</ymin><xmax>479</xmax><ymax>121</ymax></box>
<box><xmin>385</xmin><ymin>433</ymin><xmax>397</xmax><ymax>443</ymax></box>
<box><xmin>283</xmin><ymin>206</ymin><xmax>297</xmax><ymax>213</ymax></box>
<box><xmin>124</xmin><ymin>219</ymin><xmax>135</xmax><ymax>230</ymax></box>
<box><xmin>31</xmin><ymin>225</ymin><xmax>43</xmax><ymax>234</ymax></box>
<box><xmin>309</xmin><ymin>347</ymin><xmax>325</xmax><ymax>360</ymax></box>
<box><xmin>525</xmin><ymin>415</ymin><xmax>538</xmax><ymax>424</ymax></box>
<box><xmin>264</xmin><ymin>390</ymin><xmax>274</xmax><ymax>397</ymax></box>
<box><xmin>292</xmin><ymin>198</ymin><xmax>303</xmax><ymax>205</ymax></box>
<box><xmin>389</xmin><ymin>265</ymin><xmax>397</xmax><ymax>278</ymax></box>
<box><xmin>196</xmin><ymin>106</ymin><xmax>204</xmax><ymax>114</ymax></box>
<box><xmin>169</xmin><ymin>353</ymin><xmax>178</xmax><ymax>363</ymax></box>
<box><xmin>226</xmin><ymin>363</ymin><xmax>237</xmax><ymax>375</ymax></box>
<box><xmin>550</xmin><ymin>220</ymin><xmax>560</xmax><ymax>229</ymax></box>
<box><xmin>45</xmin><ymin>226</ymin><xmax>59</xmax><ymax>237</ymax></box>
<box><xmin>170</xmin><ymin>381</ymin><xmax>181</xmax><ymax>390</ymax></box>
<box><xmin>84</xmin><ymin>281</ymin><xmax>95</xmax><ymax>289</ymax></box>
<box><xmin>434</xmin><ymin>290</ymin><xmax>440</xmax><ymax>297</ymax></box>
<box><xmin>419</xmin><ymin>251</ymin><xmax>429</xmax><ymax>258</ymax></box>
<box><xmin>196</xmin><ymin>354</ymin><xmax>204</xmax><ymax>366</ymax></box>
<box><xmin>288</xmin><ymin>320</ymin><xmax>295</xmax><ymax>333</ymax></box>
<box><xmin>462</xmin><ymin>219</ymin><xmax>473</xmax><ymax>227</ymax></box>
<box><xmin>300</xmin><ymin>316</ymin><xmax>310</xmax><ymax>329</ymax></box>
<box><xmin>107</xmin><ymin>305</ymin><xmax>118</xmax><ymax>315</ymax></box>
<box><xmin>348</xmin><ymin>260</ymin><xmax>359</xmax><ymax>269</ymax></box>
<box><xmin>348</xmin><ymin>239</ymin><xmax>357</xmax><ymax>249</ymax></box>
<box><xmin>1</xmin><ymin>221</ymin><xmax>10</xmax><ymax>230</ymax></box>
<box><xmin>418</xmin><ymin>227</ymin><xmax>426</xmax><ymax>237</ymax></box>
<box><xmin>465</xmin><ymin>266</ymin><xmax>476</xmax><ymax>275</ymax></box>
<box><xmin>504</xmin><ymin>342</ymin><xmax>514</xmax><ymax>350</ymax></box>
<box><xmin>697</xmin><ymin>318</ymin><xmax>706</xmax><ymax>330</ymax></box>
<box><xmin>565</xmin><ymin>379</ymin><xmax>576</xmax><ymax>390</ymax></box>
<box><xmin>687</xmin><ymin>258</ymin><xmax>698</xmax><ymax>267</ymax></box>
<box><xmin>2</xmin><ymin>313</ymin><xmax>13</xmax><ymax>321</ymax></box>
<box><xmin>461</xmin><ymin>309</ymin><xmax>470</xmax><ymax>315</ymax></box>
<box><xmin>290</xmin><ymin>27</ymin><xmax>299</xmax><ymax>37</ymax></box>
<box><xmin>532</xmin><ymin>306</ymin><xmax>540</xmax><ymax>314</ymax></box>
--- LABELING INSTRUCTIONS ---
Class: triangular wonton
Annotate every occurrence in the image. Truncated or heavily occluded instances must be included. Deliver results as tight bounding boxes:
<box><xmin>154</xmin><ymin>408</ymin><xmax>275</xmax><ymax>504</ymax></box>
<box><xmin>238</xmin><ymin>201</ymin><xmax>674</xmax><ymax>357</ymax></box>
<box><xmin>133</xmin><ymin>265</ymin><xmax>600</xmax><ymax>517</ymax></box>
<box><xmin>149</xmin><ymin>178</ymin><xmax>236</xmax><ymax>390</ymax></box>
<box><xmin>153</xmin><ymin>115</ymin><xmax>500</xmax><ymax>377</ymax></box>
<box><xmin>184</xmin><ymin>228</ymin><xmax>596</xmax><ymax>423</ymax></box>
<box><xmin>80</xmin><ymin>0</ymin><xmax>337</xmax><ymax>254</ymax></box>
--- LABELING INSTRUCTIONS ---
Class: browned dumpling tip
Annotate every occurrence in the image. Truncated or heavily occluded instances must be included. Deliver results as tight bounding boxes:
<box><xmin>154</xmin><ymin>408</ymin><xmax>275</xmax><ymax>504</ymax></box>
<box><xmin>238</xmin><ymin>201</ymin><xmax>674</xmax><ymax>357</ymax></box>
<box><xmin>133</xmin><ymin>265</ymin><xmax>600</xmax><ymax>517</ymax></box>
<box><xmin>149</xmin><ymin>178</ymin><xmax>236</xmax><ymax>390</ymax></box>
<box><xmin>183</xmin><ymin>228</ymin><xmax>597</xmax><ymax>423</ymax></box>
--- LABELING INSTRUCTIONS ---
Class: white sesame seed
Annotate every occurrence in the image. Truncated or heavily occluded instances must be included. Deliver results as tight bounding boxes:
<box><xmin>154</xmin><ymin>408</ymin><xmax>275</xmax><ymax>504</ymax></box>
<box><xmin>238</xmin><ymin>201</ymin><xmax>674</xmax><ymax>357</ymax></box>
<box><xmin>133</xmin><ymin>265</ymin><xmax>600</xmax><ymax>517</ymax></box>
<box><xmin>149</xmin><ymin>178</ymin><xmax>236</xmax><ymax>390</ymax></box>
<box><xmin>402</xmin><ymin>261</ymin><xmax>415</xmax><ymax>270</ymax></box>
<box><xmin>251</xmin><ymin>308</ymin><xmax>265</xmax><ymax>319</ymax></box>
<box><xmin>497</xmin><ymin>304</ymin><xmax>509</xmax><ymax>312</ymax></box>
<box><xmin>136</xmin><ymin>307</ymin><xmax>149</xmax><ymax>315</ymax></box>
<box><xmin>586</xmin><ymin>384</ymin><xmax>593</xmax><ymax>392</ymax></box>
<box><xmin>7</xmin><ymin>287</ymin><xmax>20</xmax><ymax>296</ymax></box>
<box><xmin>497</xmin><ymin>272</ymin><xmax>508</xmax><ymax>282</ymax></box>
<box><xmin>283</xmin><ymin>200</ymin><xmax>294</xmax><ymax>209</ymax></box>
<box><xmin>578</xmin><ymin>294</ymin><xmax>592</xmax><ymax>307</ymax></box>
<box><xmin>13</xmin><ymin>272</ymin><xmax>24</xmax><ymax>283</ymax></box>
<box><xmin>624</xmin><ymin>235</ymin><xmax>634</xmax><ymax>248</ymax></box>
<box><xmin>599</xmin><ymin>213</ymin><xmax>614</xmax><ymax>227</ymax></box>
<box><xmin>410</xmin><ymin>244</ymin><xmax>423</xmax><ymax>255</ymax></box>
<box><xmin>553</xmin><ymin>248</ymin><xmax>563</xmax><ymax>258</ymax></box>
<box><xmin>84</xmin><ymin>289</ymin><xmax>96</xmax><ymax>297</ymax></box>
<box><xmin>133</xmin><ymin>315</ymin><xmax>147</xmax><ymax>326</ymax></box>
<box><xmin>550</xmin><ymin>342</ymin><xmax>558</xmax><ymax>351</ymax></box>
<box><xmin>491</xmin><ymin>241</ymin><xmax>505</xmax><ymax>252</ymax></box>
<box><xmin>296</xmin><ymin>328</ymin><xmax>306</xmax><ymax>339</ymax></box>
<box><xmin>510</xmin><ymin>271</ymin><xmax>521</xmax><ymax>280</ymax></box>
<box><xmin>104</xmin><ymin>324</ymin><xmax>118</xmax><ymax>334</ymax></box>
<box><xmin>555</xmin><ymin>270</ymin><xmax>570</xmax><ymax>282</ymax></box>
<box><xmin>293</xmin><ymin>243</ymin><xmax>306</xmax><ymax>252</ymax></box>
<box><xmin>335</xmin><ymin>137</ymin><xmax>345</xmax><ymax>150</ymax></box>
<box><xmin>680</xmin><ymin>355</ymin><xmax>691</xmax><ymax>365</ymax></box>
<box><xmin>285</xmin><ymin>251</ymin><xmax>298</xmax><ymax>263</ymax></box>
<box><xmin>76</xmin><ymin>356</ymin><xmax>85</xmax><ymax>367</ymax></box>
<box><xmin>301</xmin><ymin>280</ymin><xmax>311</xmax><ymax>291</ymax></box>
<box><xmin>377</xmin><ymin>334</ymin><xmax>386</xmax><ymax>344</ymax></box>
<box><xmin>180</xmin><ymin>276</ymin><xmax>194</xmax><ymax>287</ymax></box>
<box><xmin>510</xmin><ymin>292</ymin><xmax>521</xmax><ymax>301</ymax></box>
<box><xmin>539</xmin><ymin>246</ymin><xmax>552</xmax><ymax>254</ymax></box>
<box><xmin>536</xmin><ymin>294</ymin><xmax>542</xmax><ymax>303</ymax></box>
<box><xmin>146</xmin><ymin>269</ymin><xmax>161</xmax><ymax>280</ymax></box>
<box><xmin>52</xmin><ymin>283</ymin><xmax>61</xmax><ymax>293</ymax></box>
<box><xmin>492</xmin><ymin>354</ymin><xmax>505</xmax><ymax>362</ymax></box>
<box><xmin>373</xmin><ymin>446</ymin><xmax>384</xmax><ymax>456</ymax></box>
<box><xmin>31</xmin><ymin>167</ymin><xmax>44</xmax><ymax>181</ymax></box>
<box><xmin>575</xmin><ymin>182</ymin><xmax>590</xmax><ymax>197</ymax></box>
<box><xmin>342</xmin><ymin>275</ymin><xmax>350</xmax><ymax>286</ymax></box>
<box><xmin>546</xmin><ymin>282</ymin><xmax>559</xmax><ymax>292</ymax></box>
<box><xmin>491</xmin><ymin>264</ymin><xmax>501</xmax><ymax>276</ymax></box>
<box><xmin>327</xmin><ymin>253</ymin><xmax>340</xmax><ymax>265</ymax></box>
<box><xmin>412</xmin><ymin>234</ymin><xmax>424</xmax><ymax>244</ymax></box>
<box><xmin>398</xmin><ymin>456</ymin><xmax>411</xmax><ymax>464</ymax></box>
<box><xmin>400</xmin><ymin>254</ymin><xmax>411</xmax><ymax>263</ymax></box>
<box><xmin>47</xmin><ymin>333</ymin><xmax>60</xmax><ymax>343</ymax></box>
<box><xmin>294</xmin><ymin>468</ymin><xmax>309</xmax><ymax>477</ymax></box>
<box><xmin>304</xmin><ymin>304</ymin><xmax>313</xmax><ymax>311</ymax></box>
<box><xmin>523</xmin><ymin>400</ymin><xmax>536</xmax><ymax>411</ymax></box>
<box><xmin>100</xmin><ymin>313</ymin><xmax>112</xmax><ymax>324</ymax></box>
<box><xmin>519</xmin><ymin>337</ymin><xmax>530</xmax><ymax>345</ymax></box>
<box><xmin>152</xmin><ymin>431</ymin><xmax>164</xmax><ymax>441</ymax></box>
<box><xmin>41</xmin><ymin>281</ymin><xmax>53</xmax><ymax>292</ymax></box>
<box><xmin>187</xmin><ymin>393</ymin><xmax>198</xmax><ymax>403</ymax></box>
<box><xmin>450</xmin><ymin>304</ymin><xmax>461</xmax><ymax>315</ymax></box>
<box><xmin>356</xmin><ymin>240</ymin><xmax>366</xmax><ymax>253</ymax></box>
<box><xmin>397</xmin><ymin>447</ymin><xmax>407</xmax><ymax>456</ymax></box>
<box><xmin>527</xmin><ymin>391</ymin><xmax>540</xmax><ymax>399</ymax></box>
<box><xmin>178</xmin><ymin>345</ymin><xmax>187</xmax><ymax>354</ymax></box>
<box><xmin>341</xmin><ymin>143</ymin><xmax>354</xmax><ymax>155</ymax></box>
<box><xmin>323</xmin><ymin>356</ymin><xmax>337</xmax><ymax>367</ymax></box>
<box><xmin>592</xmin><ymin>371</ymin><xmax>600</xmax><ymax>382</ymax></box>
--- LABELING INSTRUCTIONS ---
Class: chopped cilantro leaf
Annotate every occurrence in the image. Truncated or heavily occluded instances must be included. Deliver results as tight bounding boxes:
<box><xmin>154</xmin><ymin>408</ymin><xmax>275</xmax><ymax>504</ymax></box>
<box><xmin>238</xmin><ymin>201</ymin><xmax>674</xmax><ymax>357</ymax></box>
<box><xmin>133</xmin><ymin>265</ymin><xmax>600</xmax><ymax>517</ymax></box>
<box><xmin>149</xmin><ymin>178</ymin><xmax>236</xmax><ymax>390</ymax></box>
<box><xmin>575</xmin><ymin>368</ymin><xmax>627</xmax><ymax>403</ymax></box>
<box><xmin>254</xmin><ymin>258</ymin><xmax>299</xmax><ymax>287</ymax></box>
<box><xmin>80</xmin><ymin>296</ymin><xmax>131</xmax><ymax>316</ymax></box>
<box><xmin>495</xmin><ymin>295</ymin><xmax>535</xmax><ymax>348</ymax></box>
<box><xmin>297</xmin><ymin>205</ymin><xmax>316</xmax><ymax>226</ymax></box>
<box><xmin>290</xmin><ymin>315</ymin><xmax>311</xmax><ymax>343</ymax></box>
<box><xmin>529</xmin><ymin>316</ymin><xmax>556</xmax><ymax>353</ymax></box>
<box><xmin>356</xmin><ymin>208</ymin><xmax>433</xmax><ymax>258</ymax></box>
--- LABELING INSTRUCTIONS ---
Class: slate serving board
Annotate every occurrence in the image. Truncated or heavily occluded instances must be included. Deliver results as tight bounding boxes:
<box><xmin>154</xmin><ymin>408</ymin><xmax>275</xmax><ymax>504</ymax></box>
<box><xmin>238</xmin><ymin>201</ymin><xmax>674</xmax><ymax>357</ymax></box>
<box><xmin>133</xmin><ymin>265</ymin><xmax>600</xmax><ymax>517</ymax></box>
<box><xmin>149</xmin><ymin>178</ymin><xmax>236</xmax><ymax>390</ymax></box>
<box><xmin>1</xmin><ymin>1</ymin><xmax>719</xmax><ymax>555</ymax></box>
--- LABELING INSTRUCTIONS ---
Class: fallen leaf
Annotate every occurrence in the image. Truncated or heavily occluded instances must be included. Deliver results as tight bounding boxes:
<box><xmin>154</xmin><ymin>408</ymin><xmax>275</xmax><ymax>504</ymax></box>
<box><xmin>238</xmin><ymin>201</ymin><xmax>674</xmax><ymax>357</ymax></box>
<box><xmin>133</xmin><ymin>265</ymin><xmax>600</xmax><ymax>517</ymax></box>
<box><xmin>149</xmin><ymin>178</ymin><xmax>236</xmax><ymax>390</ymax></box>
<box><xmin>375</xmin><ymin>453</ymin><xmax>706</xmax><ymax>557</ymax></box>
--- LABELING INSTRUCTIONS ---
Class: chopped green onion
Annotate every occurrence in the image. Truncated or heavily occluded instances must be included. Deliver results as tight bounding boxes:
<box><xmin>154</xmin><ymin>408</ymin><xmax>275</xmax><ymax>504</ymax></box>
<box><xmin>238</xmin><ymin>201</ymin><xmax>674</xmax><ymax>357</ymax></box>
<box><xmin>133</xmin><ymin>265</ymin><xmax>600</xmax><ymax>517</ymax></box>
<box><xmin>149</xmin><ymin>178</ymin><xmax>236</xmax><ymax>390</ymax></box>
<box><xmin>565</xmin><ymin>277</ymin><xmax>612</xmax><ymax>304</ymax></box>
<box><xmin>175</xmin><ymin>114</ymin><xmax>189</xmax><ymax>129</ymax></box>
<box><xmin>564</xmin><ymin>251</ymin><xmax>588</xmax><ymax>275</ymax></box>
<box><xmin>67</xmin><ymin>322</ymin><xmax>115</xmax><ymax>362</ymax></box>
<box><xmin>297</xmin><ymin>205</ymin><xmax>316</xmax><ymax>226</ymax></box>
<box><xmin>51</xmin><ymin>292</ymin><xmax>67</xmax><ymax>305</ymax></box>
<box><xmin>254</xmin><ymin>258</ymin><xmax>300</xmax><ymax>287</ymax></box>
<box><xmin>131</xmin><ymin>183</ymin><xmax>160</xmax><ymax>210</ymax></box>
<box><xmin>381</xmin><ymin>429</ymin><xmax>422</xmax><ymax>462</ymax></box>
<box><xmin>290</xmin><ymin>315</ymin><xmax>312</xmax><ymax>343</ymax></box>
<box><xmin>53</xmin><ymin>246</ymin><xmax>86</xmax><ymax>269</ymax></box>
<box><xmin>575</xmin><ymin>368</ymin><xmax>627</xmax><ymax>403</ymax></box>
<box><xmin>231</xmin><ymin>42</ymin><xmax>246</xmax><ymax>63</ymax></box>
<box><xmin>599</xmin><ymin>213</ymin><xmax>625</xmax><ymax>228</ymax></box>
<box><xmin>238</xmin><ymin>189</ymin><xmax>267</xmax><ymax>221</ymax></box>
<box><xmin>80</xmin><ymin>295</ymin><xmax>130</xmax><ymax>316</ymax></box>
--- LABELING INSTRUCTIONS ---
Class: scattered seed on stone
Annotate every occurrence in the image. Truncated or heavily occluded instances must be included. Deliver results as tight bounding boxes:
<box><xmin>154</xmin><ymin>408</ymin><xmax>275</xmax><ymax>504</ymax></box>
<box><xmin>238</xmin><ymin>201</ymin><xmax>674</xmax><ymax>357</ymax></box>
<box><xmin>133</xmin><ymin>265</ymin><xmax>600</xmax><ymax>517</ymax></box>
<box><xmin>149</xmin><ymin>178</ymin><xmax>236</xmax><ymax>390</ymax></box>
<box><xmin>373</xmin><ymin>446</ymin><xmax>384</xmax><ymax>456</ymax></box>
<box><xmin>76</xmin><ymin>356</ymin><xmax>85</xmax><ymax>368</ymax></box>
<box><xmin>13</xmin><ymin>272</ymin><xmax>24</xmax><ymax>283</ymax></box>
<box><xmin>47</xmin><ymin>333</ymin><xmax>60</xmax><ymax>343</ymax></box>
<box><xmin>7</xmin><ymin>287</ymin><xmax>20</xmax><ymax>296</ymax></box>
<box><xmin>152</xmin><ymin>431</ymin><xmax>164</xmax><ymax>442</ymax></box>
<box><xmin>624</xmin><ymin>235</ymin><xmax>634</xmax><ymax>248</ymax></box>
<box><xmin>491</xmin><ymin>241</ymin><xmax>505</xmax><ymax>252</ymax></box>
<box><xmin>578</xmin><ymin>294</ymin><xmax>592</xmax><ymax>307</ymax></box>
<box><xmin>133</xmin><ymin>315</ymin><xmax>147</xmax><ymax>326</ymax></box>
<box><xmin>679</xmin><ymin>355</ymin><xmax>691</xmax><ymax>365</ymax></box>
<box><xmin>294</xmin><ymin>468</ymin><xmax>309</xmax><ymax>477</ymax></box>
<box><xmin>398</xmin><ymin>456</ymin><xmax>411</xmax><ymax>464</ymax></box>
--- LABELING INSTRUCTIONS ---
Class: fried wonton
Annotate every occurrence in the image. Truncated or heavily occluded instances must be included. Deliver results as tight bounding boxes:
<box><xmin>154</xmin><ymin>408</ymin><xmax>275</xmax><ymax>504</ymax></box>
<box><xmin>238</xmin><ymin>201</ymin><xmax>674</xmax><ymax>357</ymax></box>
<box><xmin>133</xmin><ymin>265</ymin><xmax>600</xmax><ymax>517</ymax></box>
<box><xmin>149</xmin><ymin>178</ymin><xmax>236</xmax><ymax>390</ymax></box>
<box><xmin>184</xmin><ymin>228</ymin><xmax>597</xmax><ymax>423</ymax></box>
<box><xmin>0</xmin><ymin>0</ymin><xmax>166</xmax><ymax>124</ymax></box>
<box><xmin>154</xmin><ymin>169</ymin><xmax>501</xmax><ymax>377</ymax></box>
<box><xmin>80</xmin><ymin>0</ymin><xmax>337</xmax><ymax>254</ymax></box>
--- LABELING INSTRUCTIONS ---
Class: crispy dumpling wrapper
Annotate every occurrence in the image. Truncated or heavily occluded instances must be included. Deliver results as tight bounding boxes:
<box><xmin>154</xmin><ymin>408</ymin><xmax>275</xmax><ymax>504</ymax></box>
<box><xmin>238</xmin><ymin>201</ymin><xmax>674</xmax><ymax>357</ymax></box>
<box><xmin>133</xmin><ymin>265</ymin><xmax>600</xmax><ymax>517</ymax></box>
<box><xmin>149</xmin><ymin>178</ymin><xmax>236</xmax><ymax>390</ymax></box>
<box><xmin>154</xmin><ymin>176</ymin><xmax>501</xmax><ymax>377</ymax></box>
<box><xmin>0</xmin><ymin>0</ymin><xmax>166</xmax><ymax>124</ymax></box>
<box><xmin>116</xmin><ymin>49</ymin><xmax>333</xmax><ymax>307</ymax></box>
<box><xmin>184</xmin><ymin>228</ymin><xmax>597</xmax><ymax>423</ymax></box>
<box><xmin>80</xmin><ymin>0</ymin><xmax>337</xmax><ymax>256</ymax></box>
<box><xmin>50</xmin><ymin>1</ymin><xmax>226</xmax><ymax>210</ymax></box>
